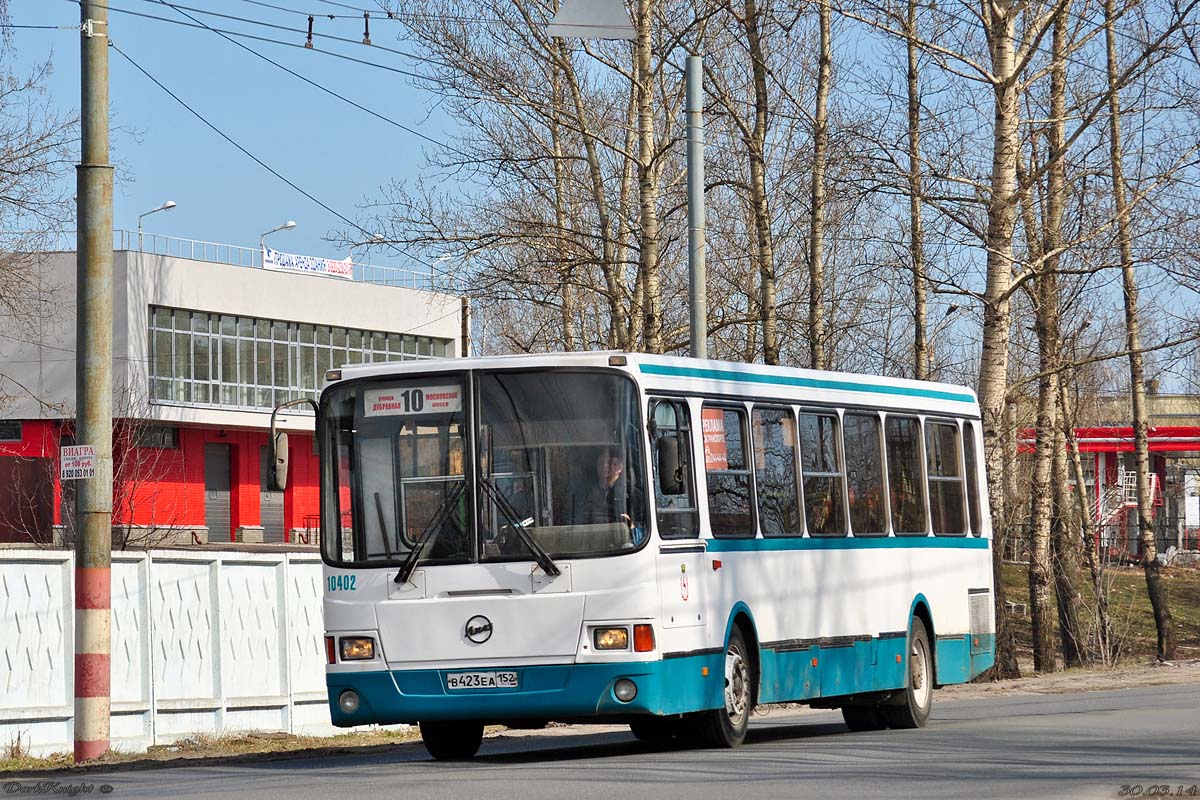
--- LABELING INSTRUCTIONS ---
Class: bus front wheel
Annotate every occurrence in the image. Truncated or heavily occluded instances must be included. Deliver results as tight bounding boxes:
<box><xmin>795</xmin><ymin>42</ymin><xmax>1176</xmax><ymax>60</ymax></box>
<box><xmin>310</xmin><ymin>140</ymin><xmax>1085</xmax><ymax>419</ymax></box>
<box><xmin>419</xmin><ymin>720</ymin><xmax>484</xmax><ymax>760</ymax></box>
<box><xmin>882</xmin><ymin>617</ymin><xmax>933</xmax><ymax>729</ymax></box>
<box><xmin>695</xmin><ymin>626</ymin><xmax>754</xmax><ymax>747</ymax></box>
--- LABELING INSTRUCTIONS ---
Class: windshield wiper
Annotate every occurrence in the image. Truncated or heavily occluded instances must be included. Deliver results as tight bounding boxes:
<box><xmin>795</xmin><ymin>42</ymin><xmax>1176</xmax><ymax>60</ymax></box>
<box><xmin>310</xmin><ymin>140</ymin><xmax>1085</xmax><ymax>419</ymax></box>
<box><xmin>394</xmin><ymin>480</ymin><xmax>467</xmax><ymax>585</ymax></box>
<box><xmin>479</xmin><ymin>477</ymin><xmax>560</xmax><ymax>577</ymax></box>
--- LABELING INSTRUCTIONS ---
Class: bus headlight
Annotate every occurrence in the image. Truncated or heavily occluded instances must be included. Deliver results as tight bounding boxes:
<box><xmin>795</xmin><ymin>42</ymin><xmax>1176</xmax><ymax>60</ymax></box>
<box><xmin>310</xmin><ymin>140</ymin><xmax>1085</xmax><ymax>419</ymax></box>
<box><xmin>338</xmin><ymin>690</ymin><xmax>361</xmax><ymax>714</ymax></box>
<box><xmin>340</xmin><ymin>637</ymin><xmax>375</xmax><ymax>661</ymax></box>
<box><xmin>613</xmin><ymin>679</ymin><xmax>638</xmax><ymax>702</ymax></box>
<box><xmin>593</xmin><ymin>627</ymin><xmax>630</xmax><ymax>650</ymax></box>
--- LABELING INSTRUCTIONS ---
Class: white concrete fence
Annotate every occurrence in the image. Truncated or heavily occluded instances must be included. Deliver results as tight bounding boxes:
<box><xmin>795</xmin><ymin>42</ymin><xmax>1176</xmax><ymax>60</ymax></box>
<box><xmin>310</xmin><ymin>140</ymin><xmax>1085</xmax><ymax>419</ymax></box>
<box><xmin>0</xmin><ymin>548</ymin><xmax>343</xmax><ymax>757</ymax></box>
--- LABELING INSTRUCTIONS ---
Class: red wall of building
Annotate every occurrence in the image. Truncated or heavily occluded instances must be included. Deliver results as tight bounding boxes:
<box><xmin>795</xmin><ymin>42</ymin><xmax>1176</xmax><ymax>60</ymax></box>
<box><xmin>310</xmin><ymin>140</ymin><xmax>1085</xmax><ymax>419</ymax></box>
<box><xmin>286</xmin><ymin>439</ymin><xmax>320</xmax><ymax>541</ymax></box>
<box><xmin>2</xmin><ymin>420</ymin><xmax>320</xmax><ymax>544</ymax></box>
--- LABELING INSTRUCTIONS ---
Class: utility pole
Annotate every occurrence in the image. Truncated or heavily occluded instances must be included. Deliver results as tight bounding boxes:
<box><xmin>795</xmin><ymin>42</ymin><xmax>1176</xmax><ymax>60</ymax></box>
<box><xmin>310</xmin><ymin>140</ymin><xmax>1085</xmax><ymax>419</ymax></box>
<box><xmin>686</xmin><ymin>55</ymin><xmax>707</xmax><ymax>359</ymax></box>
<box><xmin>460</xmin><ymin>295</ymin><xmax>470</xmax><ymax>357</ymax></box>
<box><xmin>74</xmin><ymin>0</ymin><xmax>113</xmax><ymax>763</ymax></box>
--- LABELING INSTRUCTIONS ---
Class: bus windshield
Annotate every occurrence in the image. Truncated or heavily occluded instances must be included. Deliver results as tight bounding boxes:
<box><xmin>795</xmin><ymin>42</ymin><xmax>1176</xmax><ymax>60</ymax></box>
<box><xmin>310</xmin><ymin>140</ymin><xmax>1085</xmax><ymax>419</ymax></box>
<box><xmin>321</xmin><ymin>369</ymin><xmax>647</xmax><ymax>565</ymax></box>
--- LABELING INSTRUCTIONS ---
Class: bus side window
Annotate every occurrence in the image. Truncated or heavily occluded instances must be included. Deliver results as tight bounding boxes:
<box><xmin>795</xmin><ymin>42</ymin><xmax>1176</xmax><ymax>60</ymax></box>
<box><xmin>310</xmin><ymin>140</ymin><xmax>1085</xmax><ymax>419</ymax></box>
<box><xmin>799</xmin><ymin>412</ymin><xmax>846</xmax><ymax>536</ymax></box>
<box><xmin>844</xmin><ymin>413</ymin><xmax>886</xmax><ymax>535</ymax></box>
<box><xmin>702</xmin><ymin>405</ymin><xmax>754</xmax><ymax>537</ymax></box>
<box><xmin>651</xmin><ymin>400</ymin><xmax>699</xmax><ymax>539</ymax></box>
<box><xmin>963</xmin><ymin>421</ymin><xmax>982</xmax><ymax>535</ymax></box>
<box><xmin>886</xmin><ymin>415</ymin><xmax>928</xmax><ymax>534</ymax></box>
<box><xmin>752</xmin><ymin>407</ymin><xmax>802</xmax><ymax>536</ymax></box>
<box><xmin>926</xmin><ymin>421</ymin><xmax>966</xmax><ymax>535</ymax></box>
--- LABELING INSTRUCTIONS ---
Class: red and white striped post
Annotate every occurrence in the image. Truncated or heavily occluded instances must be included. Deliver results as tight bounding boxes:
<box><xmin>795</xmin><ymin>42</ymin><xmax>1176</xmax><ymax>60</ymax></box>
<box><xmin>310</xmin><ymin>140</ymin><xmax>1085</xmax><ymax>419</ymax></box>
<box><xmin>74</xmin><ymin>0</ymin><xmax>113</xmax><ymax>762</ymax></box>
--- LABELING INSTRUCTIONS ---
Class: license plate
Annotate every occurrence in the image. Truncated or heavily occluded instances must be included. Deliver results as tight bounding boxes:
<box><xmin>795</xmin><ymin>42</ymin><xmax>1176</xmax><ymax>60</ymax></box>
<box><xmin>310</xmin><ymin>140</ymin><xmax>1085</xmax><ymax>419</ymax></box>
<box><xmin>446</xmin><ymin>671</ymin><xmax>519</xmax><ymax>690</ymax></box>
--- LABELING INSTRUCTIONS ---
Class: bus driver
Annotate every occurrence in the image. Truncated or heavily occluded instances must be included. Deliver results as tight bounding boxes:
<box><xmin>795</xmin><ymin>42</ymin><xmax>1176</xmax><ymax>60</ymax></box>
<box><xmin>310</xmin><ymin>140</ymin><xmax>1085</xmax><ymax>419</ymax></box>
<box><xmin>572</xmin><ymin>448</ymin><xmax>632</xmax><ymax>526</ymax></box>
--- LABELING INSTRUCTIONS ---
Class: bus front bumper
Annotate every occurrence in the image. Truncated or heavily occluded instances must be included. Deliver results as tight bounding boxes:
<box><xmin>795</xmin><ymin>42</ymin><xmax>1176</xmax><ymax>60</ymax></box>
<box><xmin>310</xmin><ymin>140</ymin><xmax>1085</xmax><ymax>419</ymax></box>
<box><xmin>326</xmin><ymin>657</ymin><xmax>723</xmax><ymax>726</ymax></box>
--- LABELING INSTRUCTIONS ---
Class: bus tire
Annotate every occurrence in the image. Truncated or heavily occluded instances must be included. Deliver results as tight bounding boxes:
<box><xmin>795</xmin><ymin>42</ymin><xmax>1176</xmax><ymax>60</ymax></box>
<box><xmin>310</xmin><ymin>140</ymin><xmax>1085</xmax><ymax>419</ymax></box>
<box><xmin>841</xmin><ymin>705</ymin><xmax>887</xmax><ymax>732</ymax></box>
<box><xmin>882</xmin><ymin>617</ymin><xmax>933</xmax><ymax>729</ymax></box>
<box><xmin>629</xmin><ymin>716</ymin><xmax>682</xmax><ymax>744</ymax></box>
<box><xmin>419</xmin><ymin>720</ymin><xmax>484</xmax><ymax>760</ymax></box>
<box><xmin>695</xmin><ymin>626</ymin><xmax>754</xmax><ymax>748</ymax></box>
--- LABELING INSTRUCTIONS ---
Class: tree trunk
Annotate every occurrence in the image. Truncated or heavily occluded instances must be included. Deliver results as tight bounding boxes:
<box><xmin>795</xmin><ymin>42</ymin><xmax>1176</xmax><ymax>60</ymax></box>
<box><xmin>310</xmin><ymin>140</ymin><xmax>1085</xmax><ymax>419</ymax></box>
<box><xmin>978</xmin><ymin>0</ymin><xmax>1022</xmax><ymax>680</ymax></box>
<box><xmin>635</xmin><ymin>0</ymin><xmax>662</xmax><ymax>353</ymax></box>
<box><xmin>1051</xmin><ymin>414</ymin><xmax>1085</xmax><ymax>668</ymax></box>
<box><xmin>1104</xmin><ymin>0</ymin><xmax>1176</xmax><ymax>660</ymax></box>
<box><xmin>1028</xmin><ymin>361</ymin><xmax>1059</xmax><ymax>673</ymax></box>
<box><xmin>807</xmin><ymin>0</ymin><xmax>831</xmax><ymax>370</ymax></box>
<box><xmin>906</xmin><ymin>0</ymin><xmax>928</xmax><ymax>381</ymax></box>
<box><xmin>556</xmin><ymin>41</ymin><xmax>622</xmax><ymax>349</ymax></box>
<box><xmin>744</xmin><ymin>0</ymin><xmax>778</xmax><ymax>365</ymax></box>
<box><xmin>1059</xmin><ymin>372</ymin><xmax>1114</xmax><ymax>665</ymax></box>
<box><xmin>1043</xmin><ymin>1</ymin><xmax>1084</xmax><ymax>669</ymax></box>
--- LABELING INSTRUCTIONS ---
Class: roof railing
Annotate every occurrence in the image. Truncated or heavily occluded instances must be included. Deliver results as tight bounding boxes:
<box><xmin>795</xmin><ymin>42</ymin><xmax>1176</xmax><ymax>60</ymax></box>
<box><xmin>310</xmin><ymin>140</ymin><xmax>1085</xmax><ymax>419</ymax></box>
<box><xmin>37</xmin><ymin>230</ymin><xmax>457</xmax><ymax>293</ymax></box>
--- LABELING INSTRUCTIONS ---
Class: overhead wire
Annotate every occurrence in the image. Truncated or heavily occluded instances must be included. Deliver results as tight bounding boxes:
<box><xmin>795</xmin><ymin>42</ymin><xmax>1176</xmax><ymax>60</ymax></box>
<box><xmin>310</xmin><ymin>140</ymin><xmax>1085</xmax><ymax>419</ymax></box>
<box><xmin>111</xmin><ymin>40</ymin><xmax>377</xmax><ymax>247</ymax></box>
<box><xmin>111</xmin><ymin>0</ymin><xmax>424</xmax><ymax>60</ymax></box>
<box><xmin>62</xmin><ymin>0</ymin><xmax>428</xmax><ymax>80</ymax></box>
<box><xmin>148</xmin><ymin>0</ymin><xmax>464</xmax><ymax>155</ymax></box>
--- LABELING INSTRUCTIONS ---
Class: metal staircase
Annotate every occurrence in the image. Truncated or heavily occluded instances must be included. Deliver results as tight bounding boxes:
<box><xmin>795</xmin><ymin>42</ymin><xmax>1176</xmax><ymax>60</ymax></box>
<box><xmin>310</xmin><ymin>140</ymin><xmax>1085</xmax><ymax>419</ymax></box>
<box><xmin>1095</xmin><ymin>470</ymin><xmax>1160</xmax><ymax>524</ymax></box>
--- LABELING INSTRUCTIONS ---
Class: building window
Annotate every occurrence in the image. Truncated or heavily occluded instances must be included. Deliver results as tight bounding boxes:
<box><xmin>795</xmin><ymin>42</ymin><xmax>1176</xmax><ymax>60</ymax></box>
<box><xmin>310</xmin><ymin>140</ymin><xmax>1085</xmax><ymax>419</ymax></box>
<box><xmin>147</xmin><ymin>306</ymin><xmax>452</xmax><ymax>411</ymax></box>
<box><xmin>0</xmin><ymin>421</ymin><xmax>22</xmax><ymax>442</ymax></box>
<box><xmin>134</xmin><ymin>425</ymin><xmax>178</xmax><ymax>449</ymax></box>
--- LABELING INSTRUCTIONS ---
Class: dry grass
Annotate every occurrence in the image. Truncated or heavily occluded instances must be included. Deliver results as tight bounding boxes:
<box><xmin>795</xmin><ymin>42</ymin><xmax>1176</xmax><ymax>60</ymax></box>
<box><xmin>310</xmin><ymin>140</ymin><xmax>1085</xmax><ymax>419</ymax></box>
<box><xmin>1001</xmin><ymin>560</ymin><xmax>1200</xmax><ymax>665</ymax></box>
<box><xmin>1</xmin><ymin>728</ymin><xmax>422</xmax><ymax>774</ymax></box>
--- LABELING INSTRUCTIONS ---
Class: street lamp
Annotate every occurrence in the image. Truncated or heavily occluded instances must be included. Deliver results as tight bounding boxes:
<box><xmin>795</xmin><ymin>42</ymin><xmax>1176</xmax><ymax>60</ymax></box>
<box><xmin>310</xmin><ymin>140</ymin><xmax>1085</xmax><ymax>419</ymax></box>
<box><xmin>137</xmin><ymin>200</ymin><xmax>176</xmax><ymax>251</ymax></box>
<box><xmin>260</xmin><ymin>220</ymin><xmax>297</xmax><ymax>250</ymax></box>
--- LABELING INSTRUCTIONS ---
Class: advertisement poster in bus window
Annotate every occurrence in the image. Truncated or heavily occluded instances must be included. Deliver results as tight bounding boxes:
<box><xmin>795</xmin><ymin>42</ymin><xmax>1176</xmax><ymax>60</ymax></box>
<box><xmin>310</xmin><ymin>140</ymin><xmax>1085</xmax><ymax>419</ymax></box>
<box><xmin>702</xmin><ymin>408</ymin><xmax>728</xmax><ymax>470</ymax></box>
<box><xmin>364</xmin><ymin>385</ymin><xmax>462</xmax><ymax>416</ymax></box>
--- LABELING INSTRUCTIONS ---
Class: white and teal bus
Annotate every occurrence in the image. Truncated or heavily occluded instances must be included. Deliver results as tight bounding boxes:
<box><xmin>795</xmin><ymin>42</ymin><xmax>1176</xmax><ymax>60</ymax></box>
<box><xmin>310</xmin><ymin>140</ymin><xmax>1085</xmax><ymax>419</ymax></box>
<box><xmin>279</xmin><ymin>352</ymin><xmax>995</xmax><ymax>759</ymax></box>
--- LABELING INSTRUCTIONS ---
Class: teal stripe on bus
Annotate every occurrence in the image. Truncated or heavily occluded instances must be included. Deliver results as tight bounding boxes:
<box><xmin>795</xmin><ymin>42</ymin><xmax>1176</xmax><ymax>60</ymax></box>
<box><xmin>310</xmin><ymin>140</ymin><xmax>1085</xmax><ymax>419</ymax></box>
<box><xmin>637</xmin><ymin>362</ymin><xmax>977</xmax><ymax>404</ymax></box>
<box><xmin>706</xmin><ymin>536</ymin><xmax>990</xmax><ymax>553</ymax></box>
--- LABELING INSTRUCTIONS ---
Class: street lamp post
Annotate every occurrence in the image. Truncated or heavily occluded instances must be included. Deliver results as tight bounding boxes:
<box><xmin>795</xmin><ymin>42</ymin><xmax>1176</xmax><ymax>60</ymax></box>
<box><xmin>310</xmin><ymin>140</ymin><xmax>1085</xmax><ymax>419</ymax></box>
<box><xmin>137</xmin><ymin>200</ymin><xmax>176</xmax><ymax>251</ymax></box>
<box><xmin>260</xmin><ymin>220</ymin><xmax>297</xmax><ymax>251</ymax></box>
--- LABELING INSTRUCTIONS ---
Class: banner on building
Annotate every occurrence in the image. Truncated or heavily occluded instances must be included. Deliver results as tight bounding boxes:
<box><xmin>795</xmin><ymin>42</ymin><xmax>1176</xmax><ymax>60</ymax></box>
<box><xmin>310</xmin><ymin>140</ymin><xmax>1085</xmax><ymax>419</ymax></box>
<box><xmin>262</xmin><ymin>245</ymin><xmax>354</xmax><ymax>280</ymax></box>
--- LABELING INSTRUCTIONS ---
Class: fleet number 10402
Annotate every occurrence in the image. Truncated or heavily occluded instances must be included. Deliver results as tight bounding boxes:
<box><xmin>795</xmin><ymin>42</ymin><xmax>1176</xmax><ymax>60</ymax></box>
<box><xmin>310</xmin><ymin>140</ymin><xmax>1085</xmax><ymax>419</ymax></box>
<box><xmin>328</xmin><ymin>575</ymin><xmax>357</xmax><ymax>591</ymax></box>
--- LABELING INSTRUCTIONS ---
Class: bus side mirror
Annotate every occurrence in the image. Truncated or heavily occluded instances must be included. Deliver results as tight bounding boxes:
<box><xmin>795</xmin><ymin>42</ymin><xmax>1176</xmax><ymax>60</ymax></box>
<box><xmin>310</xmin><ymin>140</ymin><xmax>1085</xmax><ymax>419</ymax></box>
<box><xmin>269</xmin><ymin>397</ymin><xmax>319</xmax><ymax>492</ymax></box>
<box><xmin>270</xmin><ymin>431</ymin><xmax>289</xmax><ymax>491</ymax></box>
<box><xmin>657</xmin><ymin>436</ymin><xmax>682</xmax><ymax>495</ymax></box>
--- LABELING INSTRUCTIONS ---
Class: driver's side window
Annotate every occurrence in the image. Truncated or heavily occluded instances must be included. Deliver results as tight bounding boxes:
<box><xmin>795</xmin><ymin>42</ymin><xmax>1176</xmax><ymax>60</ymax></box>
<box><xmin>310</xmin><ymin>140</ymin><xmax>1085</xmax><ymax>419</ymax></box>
<box><xmin>650</xmin><ymin>399</ymin><xmax>699</xmax><ymax>539</ymax></box>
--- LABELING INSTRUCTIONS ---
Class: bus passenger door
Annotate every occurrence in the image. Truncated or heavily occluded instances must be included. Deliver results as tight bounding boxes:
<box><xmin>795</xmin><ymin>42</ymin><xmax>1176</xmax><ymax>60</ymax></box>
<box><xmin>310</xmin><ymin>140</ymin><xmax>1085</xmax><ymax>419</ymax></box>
<box><xmin>649</xmin><ymin>398</ymin><xmax>706</xmax><ymax>630</ymax></box>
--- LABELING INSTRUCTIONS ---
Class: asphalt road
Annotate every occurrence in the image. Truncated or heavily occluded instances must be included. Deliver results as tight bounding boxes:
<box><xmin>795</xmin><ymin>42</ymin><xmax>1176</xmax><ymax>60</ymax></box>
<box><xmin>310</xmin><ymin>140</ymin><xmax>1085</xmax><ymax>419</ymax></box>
<box><xmin>13</xmin><ymin>684</ymin><xmax>1199</xmax><ymax>800</ymax></box>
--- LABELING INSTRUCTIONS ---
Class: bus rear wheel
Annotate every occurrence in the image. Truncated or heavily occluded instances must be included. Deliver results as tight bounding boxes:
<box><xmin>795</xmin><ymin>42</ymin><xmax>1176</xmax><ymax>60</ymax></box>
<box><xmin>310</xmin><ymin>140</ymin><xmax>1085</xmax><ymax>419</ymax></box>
<box><xmin>881</xmin><ymin>617</ymin><xmax>933</xmax><ymax>729</ymax></box>
<box><xmin>419</xmin><ymin>720</ymin><xmax>484</xmax><ymax>760</ymax></box>
<box><xmin>694</xmin><ymin>626</ymin><xmax>754</xmax><ymax>748</ymax></box>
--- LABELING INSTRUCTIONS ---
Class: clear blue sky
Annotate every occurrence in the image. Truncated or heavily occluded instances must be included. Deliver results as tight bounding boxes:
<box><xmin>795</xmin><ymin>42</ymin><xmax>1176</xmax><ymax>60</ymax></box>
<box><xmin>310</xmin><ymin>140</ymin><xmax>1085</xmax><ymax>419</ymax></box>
<box><xmin>8</xmin><ymin>0</ymin><xmax>451</xmax><ymax>268</ymax></box>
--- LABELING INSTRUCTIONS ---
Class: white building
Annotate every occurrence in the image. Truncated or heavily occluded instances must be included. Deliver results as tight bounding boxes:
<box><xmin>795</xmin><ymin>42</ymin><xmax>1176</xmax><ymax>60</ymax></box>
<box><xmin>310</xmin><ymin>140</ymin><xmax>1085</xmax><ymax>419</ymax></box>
<box><xmin>0</xmin><ymin>233</ymin><xmax>462</xmax><ymax>545</ymax></box>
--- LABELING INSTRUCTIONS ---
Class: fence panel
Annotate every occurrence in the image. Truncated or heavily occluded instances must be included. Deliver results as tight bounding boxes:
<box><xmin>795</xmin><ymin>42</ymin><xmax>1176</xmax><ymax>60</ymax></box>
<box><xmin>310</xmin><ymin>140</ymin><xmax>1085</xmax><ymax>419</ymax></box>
<box><xmin>0</xmin><ymin>548</ymin><xmax>365</xmax><ymax>757</ymax></box>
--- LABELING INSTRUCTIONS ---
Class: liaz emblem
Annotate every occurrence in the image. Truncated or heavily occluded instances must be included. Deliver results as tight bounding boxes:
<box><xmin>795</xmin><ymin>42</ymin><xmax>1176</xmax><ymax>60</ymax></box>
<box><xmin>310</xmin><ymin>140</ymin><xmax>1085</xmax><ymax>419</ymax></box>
<box><xmin>465</xmin><ymin>615</ymin><xmax>493</xmax><ymax>644</ymax></box>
